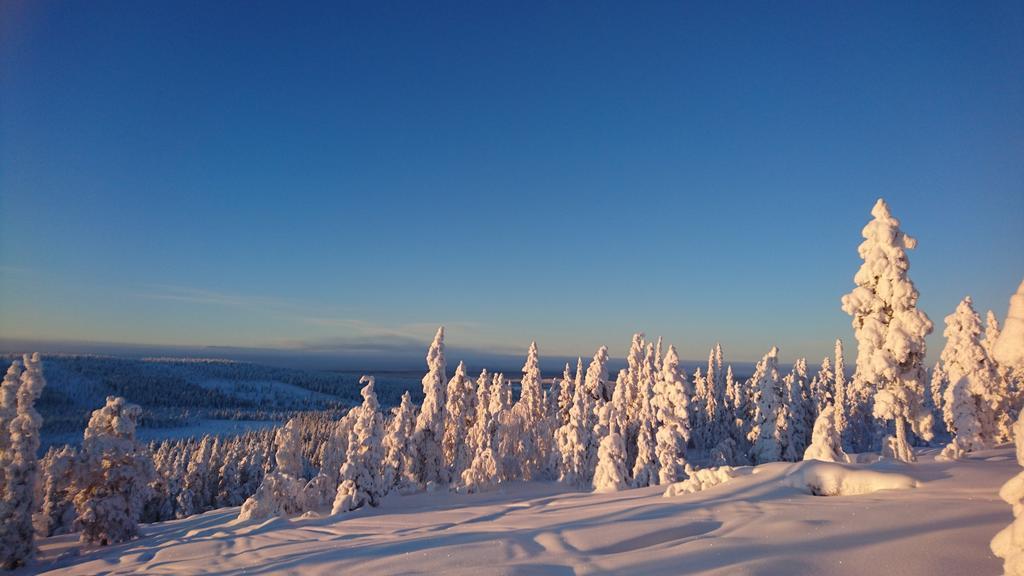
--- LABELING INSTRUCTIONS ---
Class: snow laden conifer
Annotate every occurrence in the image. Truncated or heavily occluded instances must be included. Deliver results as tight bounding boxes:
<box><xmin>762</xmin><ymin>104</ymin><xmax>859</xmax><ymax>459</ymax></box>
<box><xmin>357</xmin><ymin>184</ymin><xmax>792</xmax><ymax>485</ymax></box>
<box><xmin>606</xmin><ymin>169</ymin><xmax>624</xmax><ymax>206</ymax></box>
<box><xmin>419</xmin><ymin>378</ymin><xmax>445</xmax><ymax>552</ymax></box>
<box><xmin>37</xmin><ymin>445</ymin><xmax>78</xmax><ymax>537</ymax></box>
<box><xmin>631</xmin><ymin>344</ymin><xmax>659</xmax><ymax>487</ymax></box>
<box><xmin>938</xmin><ymin>297</ymin><xmax>1001</xmax><ymax>456</ymax></box>
<box><xmin>413</xmin><ymin>327</ymin><xmax>448</xmax><ymax>487</ymax></box>
<box><xmin>489</xmin><ymin>372</ymin><xmax>511</xmax><ymax>416</ymax></box>
<box><xmin>992</xmin><ymin>279</ymin><xmax>1024</xmax><ymax>575</ymax></box>
<box><xmin>0</xmin><ymin>360</ymin><xmax>22</xmax><ymax>464</ymax></box>
<box><xmin>333</xmin><ymin>376</ymin><xmax>385</xmax><ymax>514</ymax></box>
<box><xmin>382</xmin><ymin>391</ymin><xmax>417</xmax><ymax>494</ymax></box>
<box><xmin>274</xmin><ymin>418</ymin><xmax>304</xmax><ymax>479</ymax></box>
<box><xmin>748</xmin><ymin>347</ymin><xmax>783</xmax><ymax>465</ymax></box>
<box><xmin>557</xmin><ymin>362</ymin><xmax>575</xmax><ymax>429</ymax></box>
<box><xmin>803</xmin><ymin>405</ymin><xmax>849</xmax><ymax>463</ymax></box>
<box><xmin>462</xmin><ymin>372</ymin><xmax>499</xmax><ymax>492</ymax></box>
<box><xmin>238</xmin><ymin>418</ymin><xmax>304</xmax><ymax>520</ymax></box>
<box><xmin>993</xmin><ymin>414</ymin><xmax>1024</xmax><ymax>575</ymax></box>
<box><xmin>586</xmin><ymin>346</ymin><xmax>612</xmax><ymax>403</ymax></box>
<box><xmin>994</xmin><ymin>279</ymin><xmax>1024</xmax><ymax>370</ymax></box>
<box><xmin>832</xmin><ymin>339</ymin><xmax>850</xmax><ymax>450</ymax></box>
<box><xmin>0</xmin><ymin>354</ymin><xmax>46</xmax><ymax>568</ymax></box>
<box><xmin>812</xmin><ymin>356</ymin><xmax>834</xmax><ymax>416</ymax></box>
<box><xmin>443</xmin><ymin>361</ymin><xmax>476</xmax><ymax>482</ymax></box>
<box><xmin>557</xmin><ymin>358</ymin><xmax>596</xmax><ymax>487</ymax></box>
<box><xmin>593</xmin><ymin>419</ymin><xmax>628</xmax><ymax>493</ymax></box>
<box><xmin>841</xmin><ymin>198</ymin><xmax>934</xmax><ymax>462</ymax></box>
<box><xmin>653</xmin><ymin>345</ymin><xmax>689</xmax><ymax>484</ymax></box>
<box><xmin>513</xmin><ymin>342</ymin><xmax>547</xmax><ymax>479</ymax></box>
<box><xmin>73</xmin><ymin>396</ymin><xmax>156</xmax><ymax>545</ymax></box>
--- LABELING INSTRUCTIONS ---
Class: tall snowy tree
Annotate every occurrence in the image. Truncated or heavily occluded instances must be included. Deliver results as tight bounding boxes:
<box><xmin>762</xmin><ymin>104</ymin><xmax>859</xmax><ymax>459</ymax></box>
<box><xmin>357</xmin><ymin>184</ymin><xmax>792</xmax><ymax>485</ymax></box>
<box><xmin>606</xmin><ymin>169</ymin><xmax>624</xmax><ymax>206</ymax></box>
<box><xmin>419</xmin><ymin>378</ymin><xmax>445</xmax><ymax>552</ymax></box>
<box><xmin>333</xmin><ymin>376</ymin><xmax>385</xmax><ymax>514</ymax></box>
<box><xmin>413</xmin><ymin>327</ymin><xmax>449</xmax><ymax>487</ymax></box>
<box><xmin>0</xmin><ymin>360</ymin><xmax>22</xmax><ymax>464</ymax></box>
<box><xmin>0</xmin><ymin>354</ymin><xmax>46</xmax><ymax>568</ymax></box>
<box><xmin>841</xmin><ymin>198</ymin><xmax>934</xmax><ymax>462</ymax></box>
<box><xmin>443</xmin><ymin>361</ymin><xmax>476</xmax><ymax>481</ymax></box>
<box><xmin>73</xmin><ymin>396</ymin><xmax>156</xmax><ymax>545</ymax></box>
<box><xmin>462</xmin><ymin>373</ymin><xmax>499</xmax><ymax>492</ymax></box>
<box><xmin>557</xmin><ymin>362</ymin><xmax>576</xmax><ymax>428</ymax></box>
<box><xmin>513</xmin><ymin>341</ymin><xmax>548</xmax><ymax>479</ymax></box>
<box><xmin>991</xmin><ymin>278</ymin><xmax>1024</xmax><ymax>575</ymax></box>
<box><xmin>556</xmin><ymin>358</ymin><xmax>596</xmax><ymax>487</ymax></box>
<box><xmin>653</xmin><ymin>345</ymin><xmax>689</xmax><ymax>484</ymax></box>
<box><xmin>938</xmin><ymin>296</ymin><xmax>1002</xmax><ymax>454</ymax></box>
<box><xmin>833</xmin><ymin>339</ymin><xmax>850</xmax><ymax>450</ymax></box>
<box><xmin>382</xmin><ymin>391</ymin><xmax>418</xmax><ymax>494</ymax></box>
<box><xmin>586</xmin><ymin>346</ymin><xmax>612</xmax><ymax>403</ymax></box>
<box><xmin>748</xmin><ymin>347</ymin><xmax>783</xmax><ymax>465</ymax></box>
<box><xmin>631</xmin><ymin>344</ymin><xmax>659</xmax><ymax>487</ymax></box>
<box><xmin>781</xmin><ymin>359</ymin><xmax>812</xmax><ymax>462</ymax></box>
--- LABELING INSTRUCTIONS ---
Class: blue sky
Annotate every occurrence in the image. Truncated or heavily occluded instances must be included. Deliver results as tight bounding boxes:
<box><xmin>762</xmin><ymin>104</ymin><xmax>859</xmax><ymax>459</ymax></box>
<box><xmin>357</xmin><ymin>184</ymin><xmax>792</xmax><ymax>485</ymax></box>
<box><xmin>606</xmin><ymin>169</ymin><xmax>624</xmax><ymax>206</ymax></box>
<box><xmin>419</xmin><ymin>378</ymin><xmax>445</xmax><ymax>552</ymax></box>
<box><xmin>1</xmin><ymin>1</ymin><xmax>1021</xmax><ymax>367</ymax></box>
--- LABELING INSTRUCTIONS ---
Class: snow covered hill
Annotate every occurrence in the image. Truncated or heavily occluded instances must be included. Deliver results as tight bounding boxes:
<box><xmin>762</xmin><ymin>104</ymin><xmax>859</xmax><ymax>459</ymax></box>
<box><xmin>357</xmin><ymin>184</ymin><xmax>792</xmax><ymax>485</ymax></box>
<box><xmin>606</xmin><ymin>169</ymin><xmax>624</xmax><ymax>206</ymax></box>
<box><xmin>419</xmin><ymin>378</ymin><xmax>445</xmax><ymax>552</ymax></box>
<box><xmin>25</xmin><ymin>447</ymin><xmax>1013</xmax><ymax>575</ymax></box>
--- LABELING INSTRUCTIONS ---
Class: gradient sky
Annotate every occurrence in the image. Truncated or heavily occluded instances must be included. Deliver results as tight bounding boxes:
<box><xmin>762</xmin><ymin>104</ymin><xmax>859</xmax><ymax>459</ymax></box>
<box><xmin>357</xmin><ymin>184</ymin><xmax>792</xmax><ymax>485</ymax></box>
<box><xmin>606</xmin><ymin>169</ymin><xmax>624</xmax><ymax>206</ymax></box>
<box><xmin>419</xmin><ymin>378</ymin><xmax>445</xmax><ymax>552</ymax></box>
<box><xmin>1</xmin><ymin>1</ymin><xmax>1022</xmax><ymax>367</ymax></box>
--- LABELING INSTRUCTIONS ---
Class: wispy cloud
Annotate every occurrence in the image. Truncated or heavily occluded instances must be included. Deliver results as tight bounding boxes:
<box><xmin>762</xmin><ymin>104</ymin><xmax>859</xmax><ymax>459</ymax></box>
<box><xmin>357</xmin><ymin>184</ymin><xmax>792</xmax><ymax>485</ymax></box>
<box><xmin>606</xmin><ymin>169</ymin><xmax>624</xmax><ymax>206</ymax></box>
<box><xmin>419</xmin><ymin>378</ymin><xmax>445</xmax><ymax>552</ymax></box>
<box><xmin>137</xmin><ymin>284</ymin><xmax>302</xmax><ymax>311</ymax></box>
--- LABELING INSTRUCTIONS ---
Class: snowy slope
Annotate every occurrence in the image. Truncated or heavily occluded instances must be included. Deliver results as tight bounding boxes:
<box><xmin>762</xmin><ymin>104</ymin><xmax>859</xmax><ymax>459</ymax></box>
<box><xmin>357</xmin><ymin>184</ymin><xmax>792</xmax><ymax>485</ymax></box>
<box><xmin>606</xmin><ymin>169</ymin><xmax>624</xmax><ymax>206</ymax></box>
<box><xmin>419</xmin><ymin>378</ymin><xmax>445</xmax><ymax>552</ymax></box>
<box><xmin>25</xmin><ymin>447</ymin><xmax>1013</xmax><ymax>575</ymax></box>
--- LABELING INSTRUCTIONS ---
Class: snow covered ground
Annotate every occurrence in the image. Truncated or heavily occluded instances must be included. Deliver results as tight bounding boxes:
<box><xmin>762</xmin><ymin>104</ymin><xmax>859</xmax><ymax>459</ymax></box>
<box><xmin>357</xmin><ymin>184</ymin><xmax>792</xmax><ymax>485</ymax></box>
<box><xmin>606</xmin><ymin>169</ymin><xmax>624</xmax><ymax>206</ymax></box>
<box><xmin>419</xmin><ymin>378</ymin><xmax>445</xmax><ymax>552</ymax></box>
<box><xmin>25</xmin><ymin>447</ymin><xmax>1014</xmax><ymax>575</ymax></box>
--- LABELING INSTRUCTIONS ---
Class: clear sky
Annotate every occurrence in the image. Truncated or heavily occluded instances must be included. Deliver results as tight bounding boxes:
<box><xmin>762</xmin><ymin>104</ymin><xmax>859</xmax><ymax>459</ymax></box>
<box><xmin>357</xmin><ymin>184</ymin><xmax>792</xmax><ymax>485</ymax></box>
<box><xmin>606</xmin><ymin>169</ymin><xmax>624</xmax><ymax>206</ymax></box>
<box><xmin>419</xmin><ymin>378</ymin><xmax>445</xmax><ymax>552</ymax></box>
<box><xmin>1</xmin><ymin>1</ymin><xmax>1022</xmax><ymax>367</ymax></box>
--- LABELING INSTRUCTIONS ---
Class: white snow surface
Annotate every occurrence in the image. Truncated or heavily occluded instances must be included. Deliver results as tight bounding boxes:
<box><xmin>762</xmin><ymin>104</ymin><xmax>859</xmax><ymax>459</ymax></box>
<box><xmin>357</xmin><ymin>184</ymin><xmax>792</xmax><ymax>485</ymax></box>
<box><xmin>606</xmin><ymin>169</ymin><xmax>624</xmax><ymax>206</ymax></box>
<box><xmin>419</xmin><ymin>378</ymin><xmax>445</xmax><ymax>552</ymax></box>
<box><xmin>20</xmin><ymin>447</ymin><xmax>1015</xmax><ymax>575</ymax></box>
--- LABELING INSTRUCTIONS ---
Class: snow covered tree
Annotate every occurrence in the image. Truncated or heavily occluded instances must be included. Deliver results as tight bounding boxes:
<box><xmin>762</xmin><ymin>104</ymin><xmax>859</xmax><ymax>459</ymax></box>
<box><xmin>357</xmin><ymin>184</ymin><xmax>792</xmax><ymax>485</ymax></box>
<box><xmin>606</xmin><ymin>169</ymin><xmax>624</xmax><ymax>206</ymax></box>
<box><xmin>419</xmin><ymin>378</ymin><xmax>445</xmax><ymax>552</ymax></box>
<box><xmin>841</xmin><ymin>198</ymin><xmax>934</xmax><ymax>462</ymax></box>
<box><xmin>938</xmin><ymin>296</ymin><xmax>1002</xmax><ymax>453</ymax></box>
<box><xmin>803</xmin><ymin>405</ymin><xmax>849</xmax><ymax>463</ymax></box>
<box><xmin>621</xmin><ymin>343</ymin><xmax>654</xmax><ymax>485</ymax></box>
<box><xmin>697</xmin><ymin>343</ymin><xmax>727</xmax><ymax>451</ymax></box>
<box><xmin>629</xmin><ymin>345</ymin><xmax>659</xmax><ymax>487</ymax></box>
<box><xmin>413</xmin><ymin>327</ymin><xmax>448</xmax><ymax>487</ymax></box>
<box><xmin>781</xmin><ymin>359</ymin><xmax>812</xmax><ymax>462</ymax></box>
<box><xmin>274</xmin><ymin>418</ymin><xmax>304</xmax><ymax>479</ymax></box>
<box><xmin>812</xmin><ymin>356</ymin><xmax>834</xmax><ymax>415</ymax></box>
<box><xmin>994</xmin><ymin>279</ymin><xmax>1024</xmax><ymax>370</ymax></box>
<box><xmin>382</xmin><ymin>391</ymin><xmax>417</xmax><ymax>494</ymax></box>
<box><xmin>748</xmin><ymin>347</ymin><xmax>783</xmax><ymax>465</ymax></box>
<box><xmin>73</xmin><ymin>396</ymin><xmax>156</xmax><ymax>545</ymax></box>
<box><xmin>556</xmin><ymin>362</ymin><xmax>574</xmax><ymax>427</ymax></box>
<box><xmin>993</xmin><ymin>413</ymin><xmax>1024</xmax><ymax>575</ymax></box>
<box><xmin>652</xmin><ymin>345</ymin><xmax>689</xmax><ymax>483</ymax></box>
<box><xmin>462</xmin><ymin>373</ymin><xmax>499</xmax><ymax>493</ymax></box>
<box><xmin>0</xmin><ymin>354</ymin><xmax>46</xmax><ymax>568</ymax></box>
<box><xmin>585</xmin><ymin>346</ymin><xmax>612</xmax><ymax>402</ymax></box>
<box><xmin>333</xmin><ymin>376</ymin><xmax>385</xmax><ymax>513</ymax></box>
<box><xmin>982</xmin><ymin>309</ymin><xmax>1019</xmax><ymax>443</ymax></box>
<box><xmin>832</xmin><ymin>339</ymin><xmax>850</xmax><ymax>450</ymax></box>
<box><xmin>0</xmin><ymin>360</ymin><xmax>22</xmax><ymax>464</ymax></box>
<box><xmin>593</xmin><ymin>420</ymin><xmax>628</xmax><ymax>493</ymax></box>
<box><xmin>556</xmin><ymin>358</ymin><xmax>596</xmax><ymax>487</ymax></box>
<box><xmin>238</xmin><ymin>419</ymin><xmax>305</xmax><ymax>520</ymax></box>
<box><xmin>443</xmin><ymin>361</ymin><xmax>476</xmax><ymax>481</ymax></box>
<box><xmin>36</xmin><ymin>446</ymin><xmax>78</xmax><ymax>537</ymax></box>
<box><xmin>513</xmin><ymin>341</ymin><xmax>548</xmax><ymax>479</ymax></box>
<box><xmin>928</xmin><ymin>361</ymin><xmax>948</xmax><ymax>434</ymax></box>
<box><xmin>939</xmin><ymin>376</ymin><xmax>983</xmax><ymax>460</ymax></box>
<box><xmin>984</xmin><ymin>310</ymin><xmax>1002</xmax><ymax>359</ymax></box>
<box><xmin>992</xmin><ymin>280</ymin><xmax>1024</xmax><ymax>574</ymax></box>
<box><xmin>489</xmin><ymin>372</ymin><xmax>511</xmax><ymax>416</ymax></box>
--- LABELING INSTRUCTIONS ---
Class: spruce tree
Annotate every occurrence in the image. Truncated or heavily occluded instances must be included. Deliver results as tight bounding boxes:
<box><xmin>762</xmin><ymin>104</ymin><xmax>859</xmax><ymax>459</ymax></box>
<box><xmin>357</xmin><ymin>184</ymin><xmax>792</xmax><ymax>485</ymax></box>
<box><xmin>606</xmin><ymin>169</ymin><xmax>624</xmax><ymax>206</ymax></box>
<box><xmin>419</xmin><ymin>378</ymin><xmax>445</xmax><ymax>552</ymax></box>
<box><xmin>841</xmin><ymin>198</ymin><xmax>934</xmax><ymax>461</ymax></box>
